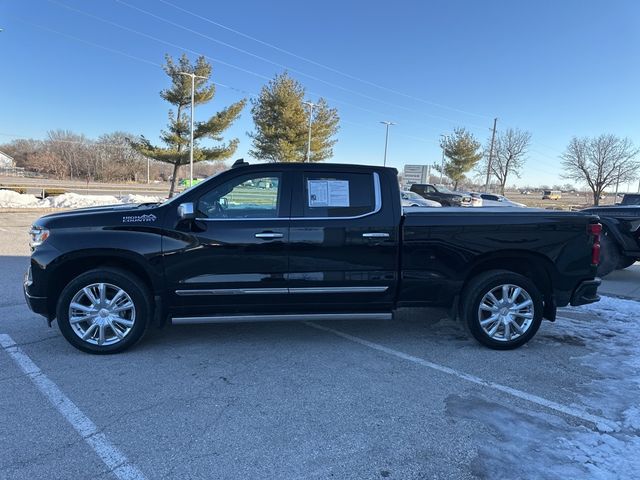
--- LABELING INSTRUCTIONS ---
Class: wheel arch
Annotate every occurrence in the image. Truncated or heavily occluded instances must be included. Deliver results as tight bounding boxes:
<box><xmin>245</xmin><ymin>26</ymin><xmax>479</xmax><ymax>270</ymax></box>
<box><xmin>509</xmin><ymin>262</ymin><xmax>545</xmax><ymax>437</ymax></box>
<box><xmin>461</xmin><ymin>251</ymin><xmax>556</xmax><ymax>319</ymax></box>
<box><xmin>46</xmin><ymin>250</ymin><xmax>161</xmax><ymax>317</ymax></box>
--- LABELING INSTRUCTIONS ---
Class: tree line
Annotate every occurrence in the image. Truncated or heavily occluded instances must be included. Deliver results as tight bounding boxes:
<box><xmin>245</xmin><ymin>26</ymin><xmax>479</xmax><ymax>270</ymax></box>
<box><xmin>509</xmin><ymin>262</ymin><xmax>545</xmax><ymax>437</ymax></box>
<box><xmin>2</xmin><ymin>52</ymin><xmax>637</xmax><ymax>205</ymax></box>
<box><xmin>436</xmin><ymin>127</ymin><xmax>638</xmax><ymax>205</ymax></box>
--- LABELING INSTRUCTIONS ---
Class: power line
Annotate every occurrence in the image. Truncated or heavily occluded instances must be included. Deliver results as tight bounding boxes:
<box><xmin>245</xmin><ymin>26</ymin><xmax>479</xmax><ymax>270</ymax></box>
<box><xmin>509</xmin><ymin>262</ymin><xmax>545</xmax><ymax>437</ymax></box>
<box><xmin>155</xmin><ymin>0</ymin><xmax>490</xmax><ymax>120</ymax></box>
<box><xmin>50</xmin><ymin>0</ymin><xmax>486</xmax><ymax>130</ymax></box>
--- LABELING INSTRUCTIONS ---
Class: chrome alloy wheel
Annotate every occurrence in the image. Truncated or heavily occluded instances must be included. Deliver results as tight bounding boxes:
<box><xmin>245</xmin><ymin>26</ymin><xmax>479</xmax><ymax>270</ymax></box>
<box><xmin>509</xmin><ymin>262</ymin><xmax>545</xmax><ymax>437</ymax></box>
<box><xmin>477</xmin><ymin>284</ymin><xmax>534</xmax><ymax>342</ymax></box>
<box><xmin>68</xmin><ymin>283</ymin><xmax>136</xmax><ymax>346</ymax></box>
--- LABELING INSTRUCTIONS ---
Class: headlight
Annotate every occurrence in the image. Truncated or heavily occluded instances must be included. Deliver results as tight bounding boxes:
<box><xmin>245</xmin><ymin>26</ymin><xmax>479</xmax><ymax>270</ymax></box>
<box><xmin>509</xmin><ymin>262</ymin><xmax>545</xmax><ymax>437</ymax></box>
<box><xmin>29</xmin><ymin>226</ymin><xmax>50</xmax><ymax>248</ymax></box>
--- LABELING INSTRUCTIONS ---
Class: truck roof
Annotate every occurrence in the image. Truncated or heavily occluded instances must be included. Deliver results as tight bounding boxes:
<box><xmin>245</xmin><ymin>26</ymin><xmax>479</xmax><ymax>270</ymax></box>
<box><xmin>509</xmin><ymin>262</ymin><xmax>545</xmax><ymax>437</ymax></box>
<box><xmin>231</xmin><ymin>161</ymin><xmax>399</xmax><ymax>175</ymax></box>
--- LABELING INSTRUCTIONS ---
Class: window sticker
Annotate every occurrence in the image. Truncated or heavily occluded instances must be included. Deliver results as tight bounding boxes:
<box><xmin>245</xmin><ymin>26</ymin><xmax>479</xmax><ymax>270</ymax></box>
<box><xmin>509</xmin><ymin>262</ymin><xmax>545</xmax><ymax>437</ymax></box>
<box><xmin>307</xmin><ymin>180</ymin><xmax>350</xmax><ymax>207</ymax></box>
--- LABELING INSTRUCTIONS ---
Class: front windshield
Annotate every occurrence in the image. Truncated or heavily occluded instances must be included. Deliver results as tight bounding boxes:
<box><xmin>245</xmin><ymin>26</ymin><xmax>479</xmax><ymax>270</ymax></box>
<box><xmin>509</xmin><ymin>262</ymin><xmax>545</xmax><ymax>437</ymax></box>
<box><xmin>436</xmin><ymin>185</ymin><xmax>454</xmax><ymax>194</ymax></box>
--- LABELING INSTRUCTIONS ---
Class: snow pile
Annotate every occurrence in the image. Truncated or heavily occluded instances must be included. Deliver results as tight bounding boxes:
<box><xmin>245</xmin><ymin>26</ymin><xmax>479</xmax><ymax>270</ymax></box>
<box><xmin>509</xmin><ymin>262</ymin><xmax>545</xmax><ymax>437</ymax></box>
<box><xmin>40</xmin><ymin>193</ymin><xmax>121</xmax><ymax>208</ymax></box>
<box><xmin>118</xmin><ymin>194</ymin><xmax>164</xmax><ymax>204</ymax></box>
<box><xmin>0</xmin><ymin>189</ymin><xmax>41</xmax><ymax>208</ymax></box>
<box><xmin>447</xmin><ymin>296</ymin><xmax>640</xmax><ymax>479</ymax></box>
<box><xmin>0</xmin><ymin>189</ymin><xmax>165</xmax><ymax>209</ymax></box>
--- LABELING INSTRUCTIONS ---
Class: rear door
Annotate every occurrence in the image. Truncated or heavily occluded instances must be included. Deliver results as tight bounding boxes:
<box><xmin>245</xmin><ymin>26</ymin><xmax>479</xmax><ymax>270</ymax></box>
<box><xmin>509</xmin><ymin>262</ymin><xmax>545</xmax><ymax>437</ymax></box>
<box><xmin>287</xmin><ymin>169</ymin><xmax>399</xmax><ymax>313</ymax></box>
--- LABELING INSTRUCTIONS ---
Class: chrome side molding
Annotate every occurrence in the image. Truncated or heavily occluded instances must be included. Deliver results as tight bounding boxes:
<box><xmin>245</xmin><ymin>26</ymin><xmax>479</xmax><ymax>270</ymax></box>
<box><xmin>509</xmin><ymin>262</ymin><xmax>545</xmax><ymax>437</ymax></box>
<box><xmin>176</xmin><ymin>286</ymin><xmax>389</xmax><ymax>296</ymax></box>
<box><xmin>176</xmin><ymin>288</ymin><xmax>288</xmax><ymax>296</ymax></box>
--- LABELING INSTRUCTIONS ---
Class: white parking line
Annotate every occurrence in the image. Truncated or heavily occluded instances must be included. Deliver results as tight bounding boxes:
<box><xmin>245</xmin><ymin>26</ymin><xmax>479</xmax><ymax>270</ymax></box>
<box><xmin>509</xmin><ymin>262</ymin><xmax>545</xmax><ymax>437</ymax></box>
<box><xmin>304</xmin><ymin>322</ymin><xmax>619</xmax><ymax>432</ymax></box>
<box><xmin>0</xmin><ymin>334</ymin><xmax>147</xmax><ymax>480</ymax></box>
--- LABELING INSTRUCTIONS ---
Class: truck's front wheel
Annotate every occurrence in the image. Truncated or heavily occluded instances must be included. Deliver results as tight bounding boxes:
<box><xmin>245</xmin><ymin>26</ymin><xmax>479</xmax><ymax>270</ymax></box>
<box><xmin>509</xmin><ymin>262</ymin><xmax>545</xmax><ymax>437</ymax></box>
<box><xmin>461</xmin><ymin>270</ymin><xmax>543</xmax><ymax>350</ymax></box>
<box><xmin>56</xmin><ymin>268</ymin><xmax>151</xmax><ymax>354</ymax></box>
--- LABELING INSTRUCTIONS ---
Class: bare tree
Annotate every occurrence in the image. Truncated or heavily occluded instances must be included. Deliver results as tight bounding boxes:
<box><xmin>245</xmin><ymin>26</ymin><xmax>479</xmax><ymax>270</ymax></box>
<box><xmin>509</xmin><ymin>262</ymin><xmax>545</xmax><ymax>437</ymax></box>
<box><xmin>561</xmin><ymin>134</ymin><xmax>639</xmax><ymax>206</ymax></box>
<box><xmin>481</xmin><ymin>128</ymin><xmax>531</xmax><ymax>194</ymax></box>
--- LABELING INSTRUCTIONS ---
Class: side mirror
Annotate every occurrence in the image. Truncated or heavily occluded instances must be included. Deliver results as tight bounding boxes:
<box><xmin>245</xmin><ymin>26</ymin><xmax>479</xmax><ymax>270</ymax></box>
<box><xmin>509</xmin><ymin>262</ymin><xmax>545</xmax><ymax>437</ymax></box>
<box><xmin>177</xmin><ymin>202</ymin><xmax>196</xmax><ymax>221</ymax></box>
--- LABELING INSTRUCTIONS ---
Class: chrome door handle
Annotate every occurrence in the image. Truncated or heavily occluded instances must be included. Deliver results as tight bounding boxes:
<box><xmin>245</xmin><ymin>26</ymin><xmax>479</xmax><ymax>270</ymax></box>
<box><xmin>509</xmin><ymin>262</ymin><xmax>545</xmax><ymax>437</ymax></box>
<box><xmin>255</xmin><ymin>232</ymin><xmax>284</xmax><ymax>239</ymax></box>
<box><xmin>362</xmin><ymin>232</ymin><xmax>390</xmax><ymax>238</ymax></box>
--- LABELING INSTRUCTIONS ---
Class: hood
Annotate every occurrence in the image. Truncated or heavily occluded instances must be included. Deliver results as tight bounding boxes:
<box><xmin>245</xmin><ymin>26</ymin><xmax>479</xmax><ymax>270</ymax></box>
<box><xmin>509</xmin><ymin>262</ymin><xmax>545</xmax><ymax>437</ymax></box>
<box><xmin>35</xmin><ymin>203</ymin><xmax>163</xmax><ymax>229</ymax></box>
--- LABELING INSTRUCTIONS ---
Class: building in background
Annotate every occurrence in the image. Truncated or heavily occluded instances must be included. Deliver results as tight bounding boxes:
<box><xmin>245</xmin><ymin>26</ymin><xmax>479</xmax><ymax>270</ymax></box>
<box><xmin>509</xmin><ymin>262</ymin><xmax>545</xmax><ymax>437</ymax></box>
<box><xmin>0</xmin><ymin>150</ymin><xmax>15</xmax><ymax>168</ymax></box>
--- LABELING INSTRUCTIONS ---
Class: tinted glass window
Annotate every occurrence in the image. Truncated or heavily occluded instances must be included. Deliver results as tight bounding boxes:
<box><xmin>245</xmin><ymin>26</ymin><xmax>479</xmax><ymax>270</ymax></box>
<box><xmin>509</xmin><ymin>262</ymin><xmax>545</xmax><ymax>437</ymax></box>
<box><xmin>197</xmin><ymin>173</ymin><xmax>281</xmax><ymax>219</ymax></box>
<box><xmin>426</xmin><ymin>185</ymin><xmax>437</xmax><ymax>193</ymax></box>
<box><xmin>303</xmin><ymin>172</ymin><xmax>375</xmax><ymax>217</ymax></box>
<box><xmin>482</xmin><ymin>194</ymin><xmax>500</xmax><ymax>201</ymax></box>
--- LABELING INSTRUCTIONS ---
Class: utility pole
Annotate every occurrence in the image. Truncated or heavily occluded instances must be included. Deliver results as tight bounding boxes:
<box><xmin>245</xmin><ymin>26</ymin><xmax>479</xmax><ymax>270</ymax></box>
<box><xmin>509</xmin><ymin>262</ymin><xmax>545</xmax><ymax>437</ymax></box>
<box><xmin>178</xmin><ymin>71</ymin><xmax>207</xmax><ymax>186</ymax></box>
<box><xmin>485</xmin><ymin>117</ymin><xmax>498</xmax><ymax>192</ymax></box>
<box><xmin>147</xmin><ymin>157</ymin><xmax>150</xmax><ymax>184</ymax></box>
<box><xmin>614</xmin><ymin>165</ymin><xmax>621</xmax><ymax>204</ymax></box>
<box><xmin>303</xmin><ymin>101</ymin><xmax>318</xmax><ymax>163</ymax></box>
<box><xmin>439</xmin><ymin>134</ymin><xmax>447</xmax><ymax>184</ymax></box>
<box><xmin>380</xmin><ymin>121</ymin><xmax>395</xmax><ymax>166</ymax></box>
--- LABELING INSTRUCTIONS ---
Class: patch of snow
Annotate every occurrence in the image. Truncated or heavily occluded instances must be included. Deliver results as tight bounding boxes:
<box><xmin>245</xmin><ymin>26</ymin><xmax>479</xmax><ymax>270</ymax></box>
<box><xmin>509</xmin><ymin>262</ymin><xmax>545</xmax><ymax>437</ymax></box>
<box><xmin>40</xmin><ymin>193</ymin><xmax>121</xmax><ymax>208</ymax></box>
<box><xmin>0</xmin><ymin>189</ymin><xmax>166</xmax><ymax>209</ymax></box>
<box><xmin>118</xmin><ymin>194</ymin><xmax>164</xmax><ymax>204</ymax></box>
<box><xmin>0</xmin><ymin>189</ymin><xmax>40</xmax><ymax>208</ymax></box>
<box><xmin>447</xmin><ymin>296</ymin><xmax>640</xmax><ymax>478</ymax></box>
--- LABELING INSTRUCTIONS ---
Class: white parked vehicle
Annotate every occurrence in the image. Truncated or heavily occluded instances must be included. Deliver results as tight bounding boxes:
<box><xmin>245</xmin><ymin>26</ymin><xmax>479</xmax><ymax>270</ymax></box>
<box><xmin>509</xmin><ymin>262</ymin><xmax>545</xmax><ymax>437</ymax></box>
<box><xmin>400</xmin><ymin>190</ymin><xmax>441</xmax><ymax>207</ymax></box>
<box><xmin>471</xmin><ymin>193</ymin><xmax>526</xmax><ymax>207</ymax></box>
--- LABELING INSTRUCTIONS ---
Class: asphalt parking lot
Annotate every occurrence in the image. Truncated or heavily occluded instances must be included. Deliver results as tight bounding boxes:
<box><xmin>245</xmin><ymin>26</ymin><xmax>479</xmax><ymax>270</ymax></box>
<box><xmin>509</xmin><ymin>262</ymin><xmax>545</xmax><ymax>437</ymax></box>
<box><xmin>1</xmin><ymin>212</ymin><xmax>638</xmax><ymax>479</ymax></box>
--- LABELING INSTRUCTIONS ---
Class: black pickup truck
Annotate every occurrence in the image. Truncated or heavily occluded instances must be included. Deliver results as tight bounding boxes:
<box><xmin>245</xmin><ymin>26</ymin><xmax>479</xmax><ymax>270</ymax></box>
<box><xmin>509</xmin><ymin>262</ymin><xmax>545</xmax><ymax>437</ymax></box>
<box><xmin>409</xmin><ymin>183</ymin><xmax>474</xmax><ymax>206</ymax></box>
<box><xmin>582</xmin><ymin>205</ymin><xmax>640</xmax><ymax>276</ymax></box>
<box><xmin>25</xmin><ymin>162</ymin><xmax>602</xmax><ymax>354</ymax></box>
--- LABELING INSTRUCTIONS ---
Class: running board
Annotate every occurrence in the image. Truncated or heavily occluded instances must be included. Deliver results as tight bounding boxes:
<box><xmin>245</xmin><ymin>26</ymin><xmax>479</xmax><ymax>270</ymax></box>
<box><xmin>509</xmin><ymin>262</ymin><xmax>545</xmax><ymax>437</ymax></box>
<box><xmin>171</xmin><ymin>312</ymin><xmax>392</xmax><ymax>325</ymax></box>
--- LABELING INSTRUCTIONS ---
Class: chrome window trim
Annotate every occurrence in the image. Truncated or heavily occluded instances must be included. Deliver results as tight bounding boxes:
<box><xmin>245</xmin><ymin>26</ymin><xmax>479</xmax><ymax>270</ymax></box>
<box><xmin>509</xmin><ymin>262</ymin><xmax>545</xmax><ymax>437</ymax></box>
<box><xmin>194</xmin><ymin>172</ymin><xmax>382</xmax><ymax>222</ymax></box>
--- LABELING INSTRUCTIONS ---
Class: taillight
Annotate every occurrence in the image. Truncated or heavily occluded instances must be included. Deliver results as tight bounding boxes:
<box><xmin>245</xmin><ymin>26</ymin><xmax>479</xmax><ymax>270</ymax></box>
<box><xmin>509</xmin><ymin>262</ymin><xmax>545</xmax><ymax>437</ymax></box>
<box><xmin>588</xmin><ymin>223</ymin><xmax>602</xmax><ymax>266</ymax></box>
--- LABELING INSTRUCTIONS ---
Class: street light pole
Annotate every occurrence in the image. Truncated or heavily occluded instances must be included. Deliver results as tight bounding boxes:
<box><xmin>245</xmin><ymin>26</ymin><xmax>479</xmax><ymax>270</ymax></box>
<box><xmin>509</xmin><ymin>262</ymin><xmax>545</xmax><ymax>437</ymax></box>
<box><xmin>380</xmin><ymin>121</ymin><xmax>396</xmax><ymax>166</ymax></box>
<box><xmin>303</xmin><ymin>101</ymin><xmax>317</xmax><ymax>163</ymax></box>
<box><xmin>179</xmin><ymin>71</ymin><xmax>207</xmax><ymax>186</ymax></box>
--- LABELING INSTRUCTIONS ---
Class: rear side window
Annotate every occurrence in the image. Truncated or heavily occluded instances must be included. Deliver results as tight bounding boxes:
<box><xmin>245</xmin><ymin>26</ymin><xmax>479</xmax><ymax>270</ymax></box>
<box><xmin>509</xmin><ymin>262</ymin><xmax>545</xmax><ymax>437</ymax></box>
<box><xmin>303</xmin><ymin>172</ymin><xmax>375</xmax><ymax>218</ymax></box>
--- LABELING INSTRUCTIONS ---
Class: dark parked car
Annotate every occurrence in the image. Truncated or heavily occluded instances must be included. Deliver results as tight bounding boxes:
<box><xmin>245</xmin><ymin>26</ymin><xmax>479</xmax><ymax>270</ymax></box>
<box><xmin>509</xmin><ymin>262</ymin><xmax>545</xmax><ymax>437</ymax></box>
<box><xmin>582</xmin><ymin>205</ymin><xmax>640</xmax><ymax>276</ymax></box>
<box><xmin>409</xmin><ymin>183</ymin><xmax>473</xmax><ymax>206</ymax></box>
<box><xmin>25</xmin><ymin>162</ymin><xmax>601</xmax><ymax>354</ymax></box>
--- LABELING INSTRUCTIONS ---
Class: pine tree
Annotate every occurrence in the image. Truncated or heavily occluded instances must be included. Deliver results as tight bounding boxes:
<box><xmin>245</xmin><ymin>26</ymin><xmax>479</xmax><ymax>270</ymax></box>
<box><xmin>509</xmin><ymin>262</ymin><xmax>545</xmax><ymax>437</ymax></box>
<box><xmin>249</xmin><ymin>72</ymin><xmax>339</xmax><ymax>162</ymax></box>
<box><xmin>131</xmin><ymin>54</ymin><xmax>246</xmax><ymax>196</ymax></box>
<box><xmin>440</xmin><ymin>128</ymin><xmax>483</xmax><ymax>190</ymax></box>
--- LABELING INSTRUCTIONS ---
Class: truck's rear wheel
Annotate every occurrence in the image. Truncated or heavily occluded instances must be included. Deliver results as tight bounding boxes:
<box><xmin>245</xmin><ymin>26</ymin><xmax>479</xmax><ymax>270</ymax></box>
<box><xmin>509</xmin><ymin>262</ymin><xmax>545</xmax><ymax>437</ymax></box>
<box><xmin>461</xmin><ymin>270</ymin><xmax>543</xmax><ymax>350</ymax></box>
<box><xmin>56</xmin><ymin>268</ymin><xmax>151</xmax><ymax>354</ymax></box>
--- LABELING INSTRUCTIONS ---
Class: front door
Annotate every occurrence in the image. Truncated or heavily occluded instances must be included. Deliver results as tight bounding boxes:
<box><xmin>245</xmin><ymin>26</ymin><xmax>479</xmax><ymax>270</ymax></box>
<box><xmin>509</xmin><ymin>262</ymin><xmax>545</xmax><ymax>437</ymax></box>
<box><xmin>163</xmin><ymin>170</ymin><xmax>291</xmax><ymax>317</ymax></box>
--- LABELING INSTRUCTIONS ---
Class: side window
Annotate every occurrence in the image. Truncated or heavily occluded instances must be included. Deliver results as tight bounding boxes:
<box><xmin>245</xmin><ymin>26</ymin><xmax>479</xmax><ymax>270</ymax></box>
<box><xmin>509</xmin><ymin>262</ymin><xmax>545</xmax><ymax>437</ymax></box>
<box><xmin>303</xmin><ymin>172</ymin><xmax>376</xmax><ymax>218</ymax></box>
<box><xmin>197</xmin><ymin>173</ymin><xmax>281</xmax><ymax>219</ymax></box>
<box><xmin>425</xmin><ymin>185</ymin><xmax>436</xmax><ymax>193</ymax></box>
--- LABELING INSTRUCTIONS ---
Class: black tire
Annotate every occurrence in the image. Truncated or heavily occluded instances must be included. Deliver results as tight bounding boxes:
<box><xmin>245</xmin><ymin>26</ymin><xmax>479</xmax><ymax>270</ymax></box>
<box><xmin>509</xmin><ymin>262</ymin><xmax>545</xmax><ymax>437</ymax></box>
<box><xmin>461</xmin><ymin>270</ymin><xmax>543</xmax><ymax>350</ymax></box>
<box><xmin>597</xmin><ymin>231</ymin><xmax>621</xmax><ymax>277</ymax></box>
<box><xmin>617</xmin><ymin>256</ymin><xmax>637</xmax><ymax>270</ymax></box>
<box><xmin>56</xmin><ymin>268</ymin><xmax>151</xmax><ymax>354</ymax></box>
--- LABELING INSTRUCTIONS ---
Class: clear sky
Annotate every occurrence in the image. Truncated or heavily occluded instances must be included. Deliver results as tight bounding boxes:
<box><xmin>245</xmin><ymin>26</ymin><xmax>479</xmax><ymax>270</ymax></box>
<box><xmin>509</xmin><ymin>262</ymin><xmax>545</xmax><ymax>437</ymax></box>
<box><xmin>1</xmin><ymin>0</ymin><xmax>639</xmax><ymax>188</ymax></box>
